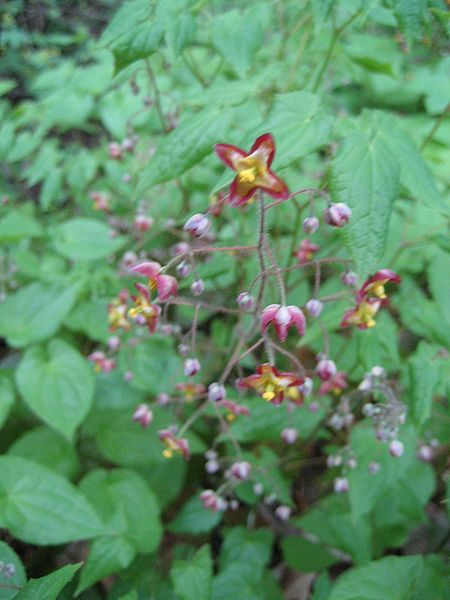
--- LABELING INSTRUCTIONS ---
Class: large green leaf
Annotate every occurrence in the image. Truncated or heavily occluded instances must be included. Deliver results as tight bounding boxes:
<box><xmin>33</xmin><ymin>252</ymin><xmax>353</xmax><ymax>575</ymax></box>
<box><xmin>51</xmin><ymin>218</ymin><xmax>126</xmax><ymax>261</ymax></box>
<box><xmin>219</xmin><ymin>527</ymin><xmax>274</xmax><ymax>574</ymax></box>
<box><xmin>0</xmin><ymin>282</ymin><xmax>79</xmax><ymax>348</ymax></box>
<box><xmin>137</xmin><ymin>107</ymin><xmax>233</xmax><ymax>190</ymax></box>
<box><xmin>168</xmin><ymin>494</ymin><xmax>222</xmax><ymax>535</ymax></box>
<box><xmin>406</xmin><ymin>341</ymin><xmax>440</xmax><ymax>426</ymax></box>
<box><xmin>171</xmin><ymin>545</ymin><xmax>213</xmax><ymax>600</ymax></box>
<box><xmin>130</xmin><ymin>337</ymin><xmax>183</xmax><ymax>395</ymax></box>
<box><xmin>14</xmin><ymin>563</ymin><xmax>81</xmax><ymax>600</ymax></box>
<box><xmin>281</xmin><ymin>536</ymin><xmax>337</xmax><ymax>573</ymax></box>
<box><xmin>0</xmin><ymin>456</ymin><xmax>105</xmax><ymax>544</ymax></box>
<box><xmin>113</xmin><ymin>21</ymin><xmax>164</xmax><ymax>74</ymax></box>
<box><xmin>0</xmin><ymin>540</ymin><xmax>26</xmax><ymax>600</ymax></box>
<box><xmin>330</xmin><ymin>129</ymin><xmax>400</xmax><ymax>277</ymax></box>
<box><xmin>0</xmin><ymin>208</ymin><xmax>43</xmax><ymax>242</ymax></box>
<box><xmin>16</xmin><ymin>339</ymin><xmax>94</xmax><ymax>441</ymax></box>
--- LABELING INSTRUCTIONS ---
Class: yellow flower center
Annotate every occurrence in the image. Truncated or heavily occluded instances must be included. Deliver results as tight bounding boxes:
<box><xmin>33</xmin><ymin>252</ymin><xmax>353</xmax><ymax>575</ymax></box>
<box><xmin>372</xmin><ymin>284</ymin><xmax>386</xmax><ymax>299</ymax></box>
<box><xmin>236</xmin><ymin>157</ymin><xmax>267</xmax><ymax>186</ymax></box>
<box><xmin>238</xmin><ymin>167</ymin><xmax>257</xmax><ymax>183</ymax></box>
<box><xmin>354</xmin><ymin>301</ymin><xmax>379</xmax><ymax>327</ymax></box>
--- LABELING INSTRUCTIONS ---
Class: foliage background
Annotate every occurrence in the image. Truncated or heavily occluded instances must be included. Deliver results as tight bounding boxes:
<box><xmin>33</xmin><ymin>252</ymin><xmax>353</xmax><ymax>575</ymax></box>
<box><xmin>0</xmin><ymin>0</ymin><xmax>449</xmax><ymax>598</ymax></box>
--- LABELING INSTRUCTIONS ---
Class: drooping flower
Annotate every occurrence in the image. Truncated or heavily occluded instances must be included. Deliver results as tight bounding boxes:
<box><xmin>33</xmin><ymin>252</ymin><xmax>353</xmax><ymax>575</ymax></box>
<box><xmin>88</xmin><ymin>351</ymin><xmax>116</xmax><ymax>373</ymax></box>
<box><xmin>319</xmin><ymin>371</ymin><xmax>348</xmax><ymax>396</ymax></box>
<box><xmin>340</xmin><ymin>297</ymin><xmax>382</xmax><ymax>329</ymax></box>
<box><xmin>217</xmin><ymin>399</ymin><xmax>251</xmax><ymax>422</ymax></box>
<box><xmin>229</xmin><ymin>461</ymin><xmax>251</xmax><ymax>480</ymax></box>
<box><xmin>236</xmin><ymin>364</ymin><xmax>304</xmax><ymax>405</ymax></box>
<box><xmin>129</xmin><ymin>261</ymin><xmax>177</xmax><ymax>302</ymax></box>
<box><xmin>108</xmin><ymin>294</ymin><xmax>131</xmax><ymax>332</ymax></box>
<box><xmin>295</xmin><ymin>239</ymin><xmax>320</xmax><ymax>264</ymax></box>
<box><xmin>184</xmin><ymin>358</ymin><xmax>201</xmax><ymax>377</ymax></box>
<box><xmin>200</xmin><ymin>490</ymin><xmax>227</xmax><ymax>512</ymax></box>
<box><xmin>128</xmin><ymin>283</ymin><xmax>161</xmax><ymax>333</ymax></box>
<box><xmin>184</xmin><ymin>213</ymin><xmax>211</xmax><ymax>238</ymax></box>
<box><xmin>303</xmin><ymin>216</ymin><xmax>320</xmax><ymax>235</ymax></box>
<box><xmin>158</xmin><ymin>429</ymin><xmax>190</xmax><ymax>460</ymax></box>
<box><xmin>208</xmin><ymin>382</ymin><xmax>226</xmax><ymax>402</ymax></box>
<box><xmin>315</xmin><ymin>357</ymin><xmax>337</xmax><ymax>381</ymax></box>
<box><xmin>215</xmin><ymin>133</ymin><xmax>289</xmax><ymax>207</ymax></box>
<box><xmin>175</xmin><ymin>382</ymin><xmax>207</xmax><ymax>401</ymax></box>
<box><xmin>358</xmin><ymin>269</ymin><xmax>401</xmax><ymax>301</ymax></box>
<box><xmin>261</xmin><ymin>304</ymin><xmax>306</xmax><ymax>342</ymax></box>
<box><xmin>132</xmin><ymin>404</ymin><xmax>153</xmax><ymax>427</ymax></box>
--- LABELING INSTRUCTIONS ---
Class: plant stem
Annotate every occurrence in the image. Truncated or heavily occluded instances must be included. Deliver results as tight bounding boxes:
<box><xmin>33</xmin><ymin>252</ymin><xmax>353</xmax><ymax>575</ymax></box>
<box><xmin>420</xmin><ymin>103</ymin><xmax>449</xmax><ymax>150</ymax></box>
<box><xmin>145</xmin><ymin>59</ymin><xmax>169</xmax><ymax>131</ymax></box>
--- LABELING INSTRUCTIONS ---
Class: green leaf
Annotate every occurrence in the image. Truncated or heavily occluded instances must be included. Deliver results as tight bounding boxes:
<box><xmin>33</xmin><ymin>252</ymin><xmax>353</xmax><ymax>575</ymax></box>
<box><xmin>211</xmin><ymin>563</ymin><xmax>262</xmax><ymax>600</ymax></box>
<box><xmin>65</xmin><ymin>298</ymin><xmax>111</xmax><ymax>342</ymax></box>
<box><xmin>14</xmin><ymin>563</ymin><xmax>81</xmax><ymax>600</ymax></box>
<box><xmin>330</xmin><ymin>129</ymin><xmax>400</xmax><ymax>278</ymax></box>
<box><xmin>16</xmin><ymin>339</ymin><xmax>94</xmax><ymax>441</ymax></box>
<box><xmin>406</xmin><ymin>341</ymin><xmax>440</xmax><ymax>426</ymax></box>
<box><xmin>113</xmin><ymin>22</ymin><xmax>164</xmax><ymax>74</ymax></box>
<box><xmin>361</xmin><ymin>111</ymin><xmax>448</xmax><ymax>214</ymax></box>
<box><xmin>329</xmin><ymin>555</ymin><xmax>423</xmax><ymax>600</ymax></box>
<box><xmin>8</xmin><ymin>426</ymin><xmax>80</xmax><ymax>479</ymax></box>
<box><xmin>427</xmin><ymin>250</ymin><xmax>450</xmax><ymax>325</ymax></box>
<box><xmin>131</xmin><ymin>337</ymin><xmax>183</xmax><ymax>395</ymax></box>
<box><xmin>0</xmin><ymin>456</ymin><xmax>105</xmax><ymax>544</ymax></box>
<box><xmin>137</xmin><ymin>107</ymin><xmax>233</xmax><ymax>190</ymax></box>
<box><xmin>168</xmin><ymin>494</ymin><xmax>222</xmax><ymax>535</ymax></box>
<box><xmin>0</xmin><ymin>208</ymin><xmax>43</xmax><ymax>242</ymax></box>
<box><xmin>393</xmin><ymin>0</ymin><xmax>427</xmax><ymax>42</ymax></box>
<box><xmin>171</xmin><ymin>545</ymin><xmax>213</xmax><ymax>600</ymax></box>
<box><xmin>76</xmin><ymin>535</ymin><xmax>135</xmax><ymax>594</ymax></box>
<box><xmin>220</xmin><ymin>527</ymin><xmax>274</xmax><ymax>575</ymax></box>
<box><xmin>281</xmin><ymin>536</ymin><xmax>337</xmax><ymax>573</ymax></box>
<box><xmin>0</xmin><ymin>540</ymin><xmax>26</xmax><ymax>600</ymax></box>
<box><xmin>51</xmin><ymin>218</ymin><xmax>126</xmax><ymax>261</ymax></box>
<box><xmin>40</xmin><ymin>168</ymin><xmax>63</xmax><ymax>210</ymax></box>
<box><xmin>0</xmin><ymin>375</ymin><xmax>14</xmax><ymax>429</ymax></box>
<box><xmin>0</xmin><ymin>282</ymin><xmax>79</xmax><ymax>348</ymax></box>
<box><xmin>166</xmin><ymin>13</ymin><xmax>197</xmax><ymax>56</ymax></box>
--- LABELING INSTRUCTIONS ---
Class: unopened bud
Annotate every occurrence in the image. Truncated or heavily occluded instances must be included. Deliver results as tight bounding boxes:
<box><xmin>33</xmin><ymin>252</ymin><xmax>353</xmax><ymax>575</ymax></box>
<box><xmin>191</xmin><ymin>279</ymin><xmax>205</xmax><ymax>296</ymax></box>
<box><xmin>230</xmin><ymin>461</ymin><xmax>251</xmax><ymax>480</ymax></box>
<box><xmin>306</xmin><ymin>298</ymin><xmax>323</xmax><ymax>317</ymax></box>
<box><xmin>275</xmin><ymin>505</ymin><xmax>292</xmax><ymax>521</ymax></box>
<box><xmin>281</xmin><ymin>428</ymin><xmax>298</xmax><ymax>444</ymax></box>
<box><xmin>184</xmin><ymin>358</ymin><xmax>201</xmax><ymax>377</ymax></box>
<box><xmin>334</xmin><ymin>477</ymin><xmax>349</xmax><ymax>493</ymax></box>
<box><xmin>237</xmin><ymin>292</ymin><xmax>255</xmax><ymax>311</ymax></box>
<box><xmin>208</xmin><ymin>382</ymin><xmax>226</xmax><ymax>402</ymax></box>
<box><xmin>368</xmin><ymin>461</ymin><xmax>380</xmax><ymax>474</ymax></box>
<box><xmin>134</xmin><ymin>214</ymin><xmax>154</xmax><ymax>232</ymax></box>
<box><xmin>132</xmin><ymin>404</ymin><xmax>153</xmax><ymax>427</ymax></box>
<box><xmin>323</xmin><ymin>203</ymin><xmax>352</xmax><ymax>227</ymax></box>
<box><xmin>316</xmin><ymin>357</ymin><xmax>337</xmax><ymax>380</ymax></box>
<box><xmin>302</xmin><ymin>216</ymin><xmax>320</xmax><ymax>234</ymax></box>
<box><xmin>389</xmin><ymin>440</ymin><xmax>404</xmax><ymax>457</ymax></box>
<box><xmin>341</xmin><ymin>271</ymin><xmax>357</xmax><ymax>286</ymax></box>
<box><xmin>176</xmin><ymin>260</ymin><xmax>191</xmax><ymax>278</ymax></box>
<box><xmin>184</xmin><ymin>213</ymin><xmax>211</xmax><ymax>238</ymax></box>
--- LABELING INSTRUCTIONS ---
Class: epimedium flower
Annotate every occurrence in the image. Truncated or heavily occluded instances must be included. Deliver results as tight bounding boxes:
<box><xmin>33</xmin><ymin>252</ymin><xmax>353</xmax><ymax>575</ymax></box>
<box><xmin>132</xmin><ymin>404</ymin><xmax>153</xmax><ymax>427</ymax></box>
<box><xmin>128</xmin><ymin>283</ymin><xmax>161</xmax><ymax>334</ymax></box>
<box><xmin>236</xmin><ymin>364</ymin><xmax>304</xmax><ymax>405</ymax></box>
<box><xmin>340</xmin><ymin>297</ymin><xmax>382</xmax><ymax>329</ymax></box>
<box><xmin>158</xmin><ymin>429</ymin><xmax>190</xmax><ymax>460</ymax></box>
<box><xmin>319</xmin><ymin>371</ymin><xmax>348</xmax><ymax>396</ymax></box>
<box><xmin>217</xmin><ymin>399</ymin><xmax>251</xmax><ymax>422</ymax></box>
<box><xmin>215</xmin><ymin>133</ymin><xmax>289</xmax><ymax>207</ymax></box>
<box><xmin>358</xmin><ymin>269</ymin><xmax>401</xmax><ymax>301</ymax></box>
<box><xmin>108</xmin><ymin>295</ymin><xmax>131</xmax><ymax>332</ymax></box>
<box><xmin>261</xmin><ymin>304</ymin><xmax>306</xmax><ymax>342</ymax></box>
<box><xmin>295</xmin><ymin>239</ymin><xmax>320</xmax><ymax>264</ymax></box>
<box><xmin>88</xmin><ymin>351</ymin><xmax>116</xmax><ymax>373</ymax></box>
<box><xmin>129</xmin><ymin>261</ymin><xmax>177</xmax><ymax>302</ymax></box>
<box><xmin>176</xmin><ymin>382</ymin><xmax>207</xmax><ymax>401</ymax></box>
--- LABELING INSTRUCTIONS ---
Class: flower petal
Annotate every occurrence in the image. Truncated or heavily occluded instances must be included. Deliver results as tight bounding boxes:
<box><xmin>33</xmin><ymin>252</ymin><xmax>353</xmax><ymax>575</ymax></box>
<box><xmin>129</xmin><ymin>261</ymin><xmax>161</xmax><ymax>278</ymax></box>
<box><xmin>228</xmin><ymin>177</ymin><xmax>257</xmax><ymax>207</ymax></box>
<box><xmin>135</xmin><ymin>282</ymin><xmax>150</xmax><ymax>302</ymax></box>
<box><xmin>249</xmin><ymin>133</ymin><xmax>276</xmax><ymax>167</ymax></box>
<box><xmin>261</xmin><ymin>304</ymin><xmax>280</xmax><ymax>333</ymax></box>
<box><xmin>156</xmin><ymin>274</ymin><xmax>178</xmax><ymax>301</ymax></box>
<box><xmin>215</xmin><ymin>143</ymin><xmax>247</xmax><ymax>171</ymax></box>
<box><xmin>287</xmin><ymin>306</ymin><xmax>306</xmax><ymax>336</ymax></box>
<box><xmin>254</xmin><ymin>168</ymin><xmax>290</xmax><ymax>199</ymax></box>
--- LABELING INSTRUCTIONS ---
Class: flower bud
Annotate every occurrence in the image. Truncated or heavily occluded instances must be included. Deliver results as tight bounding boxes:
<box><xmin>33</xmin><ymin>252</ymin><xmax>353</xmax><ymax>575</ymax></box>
<box><xmin>108</xmin><ymin>142</ymin><xmax>123</xmax><ymax>160</ymax></box>
<box><xmin>308</xmin><ymin>401</ymin><xmax>320</xmax><ymax>412</ymax></box>
<box><xmin>253</xmin><ymin>483</ymin><xmax>264</xmax><ymax>496</ymax></box>
<box><xmin>299</xmin><ymin>377</ymin><xmax>313</xmax><ymax>396</ymax></box>
<box><xmin>184</xmin><ymin>213</ymin><xmax>211</xmax><ymax>238</ymax></box>
<box><xmin>132</xmin><ymin>404</ymin><xmax>153</xmax><ymax>427</ymax></box>
<box><xmin>306</xmin><ymin>298</ymin><xmax>323</xmax><ymax>317</ymax></box>
<box><xmin>157</xmin><ymin>392</ymin><xmax>170</xmax><ymax>406</ymax></box>
<box><xmin>315</xmin><ymin>357</ymin><xmax>337</xmax><ymax>381</ymax></box>
<box><xmin>191</xmin><ymin>278</ymin><xmax>205</xmax><ymax>296</ymax></box>
<box><xmin>230</xmin><ymin>461</ymin><xmax>251</xmax><ymax>480</ymax></box>
<box><xmin>323</xmin><ymin>203</ymin><xmax>352</xmax><ymax>227</ymax></box>
<box><xmin>371</xmin><ymin>365</ymin><xmax>385</xmax><ymax>377</ymax></box>
<box><xmin>237</xmin><ymin>292</ymin><xmax>255</xmax><ymax>311</ymax></box>
<box><xmin>389</xmin><ymin>440</ymin><xmax>404</xmax><ymax>457</ymax></box>
<box><xmin>206</xmin><ymin>459</ymin><xmax>220</xmax><ymax>474</ymax></box>
<box><xmin>205</xmin><ymin>449</ymin><xmax>217</xmax><ymax>460</ymax></box>
<box><xmin>184</xmin><ymin>358</ymin><xmax>201</xmax><ymax>377</ymax></box>
<box><xmin>302</xmin><ymin>216</ymin><xmax>320</xmax><ymax>234</ymax></box>
<box><xmin>341</xmin><ymin>271</ymin><xmax>357</xmax><ymax>286</ymax></box>
<box><xmin>208</xmin><ymin>382</ymin><xmax>226</xmax><ymax>402</ymax></box>
<box><xmin>124</xmin><ymin>371</ymin><xmax>134</xmax><ymax>382</ymax></box>
<box><xmin>281</xmin><ymin>428</ymin><xmax>298</xmax><ymax>444</ymax></box>
<box><xmin>275</xmin><ymin>505</ymin><xmax>292</xmax><ymax>521</ymax></box>
<box><xmin>368</xmin><ymin>461</ymin><xmax>380</xmax><ymax>474</ymax></box>
<box><xmin>200</xmin><ymin>490</ymin><xmax>226</xmax><ymax>512</ymax></box>
<box><xmin>171</xmin><ymin>241</ymin><xmax>189</xmax><ymax>256</ymax></box>
<box><xmin>347</xmin><ymin>458</ymin><xmax>357</xmax><ymax>470</ymax></box>
<box><xmin>134</xmin><ymin>215</ymin><xmax>154</xmax><ymax>232</ymax></box>
<box><xmin>417</xmin><ymin>444</ymin><xmax>433</xmax><ymax>462</ymax></box>
<box><xmin>176</xmin><ymin>260</ymin><xmax>191</xmax><ymax>278</ymax></box>
<box><xmin>334</xmin><ymin>477</ymin><xmax>349</xmax><ymax>493</ymax></box>
<box><xmin>178</xmin><ymin>343</ymin><xmax>190</xmax><ymax>356</ymax></box>
<box><xmin>107</xmin><ymin>336</ymin><xmax>121</xmax><ymax>351</ymax></box>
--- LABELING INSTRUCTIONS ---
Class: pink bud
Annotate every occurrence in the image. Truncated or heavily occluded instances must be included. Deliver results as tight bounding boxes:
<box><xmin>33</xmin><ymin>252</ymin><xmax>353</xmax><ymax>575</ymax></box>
<box><xmin>200</xmin><ymin>490</ymin><xmax>226</xmax><ymax>512</ymax></box>
<box><xmin>308</xmin><ymin>401</ymin><xmax>320</xmax><ymax>412</ymax></box>
<box><xmin>107</xmin><ymin>336</ymin><xmax>121</xmax><ymax>351</ymax></box>
<box><xmin>299</xmin><ymin>377</ymin><xmax>313</xmax><ymax>396</ymax></box>
<box><xmin>323</xmin><ymin>203</ymin><xmax>352</xmax><ymax>227</ymax></box>
<box><xmin>208</xmin><ymin>382</ymin><xmax>226</xmax><ymax>402</ymax></box>
<box><xmin>191</xmin><ymin>279</ymin><xmax>205</xmax><ymax>296</ymax></box>
<box><xmin>341</xmin><ymin>271</ymin><xmax>357</xmax><ymax>286</ymax></box>
<box><xmin>184</xmin><ymin>213</ymin><xmax>211</xmax><ymax>238</ymax></box>
<box><xmin>134</xmin><ymin>215</ymin><xmax>154</xmax><ymax>232</ymax></box>
<box><xmin>368</xmin><ymin>461</ymin><xmax>380</xmax><ymax>474</ymax></box>
<box><xmin>281</xmin><ymin>428</ymin><xmax>298</xmax><ymax>444</ymax></box>
<box><xmin>171</xmin><ymin>242</ymin><xmax>189</xmax><ymax>256</ymax></box>
<box><xmin>302</xmin><ymin>216</ymin><xmax>319</xmax><ymax>234</ymax></box>
<box><xmin>108</xmin><ymin>142</ymin><xmax>123</xmax><ymax>160</ymax></box>
<box><xmin>237</xmin><ymin>292</ymin><xmax>255</xmax><ymax>311</ymax></box>
<box><xmin>184</xmin><ymin>358</ymin><xmax>201</xmax><ymax>377</ymax></box>
<box><xmin>389</xmin><ymin>440</ymin><xmax>404</xmax><ymax>457</ymax></box>
<box><xmin>124</xmin><ymin>371</ymin><xmax>134</xmax><ymax>382</ymax></box>
<box><xmin>176</xmin><ymin>260</ymin><xmax>191</xmax><ymax>278</ymax></box>
<box><xmin>205</xmin><ymin>460</ymin><xmax>220</xmax><ymax>474</ymax></box>
<box><xmin>315</xmin><ymin>358</ymin><xmax>337</xmax><ymax>381</ymax></box>
<box><xmin>306</xmin><ymin>298</ymin><xmax>323</xmax><ymax>317</ymax></box>
<box><xmin>132</xmin><ymin>404</ymin><xmax>153</xmax><ymax>427</ymax></box>
<box><xmin>157</xmin><ymin>392</ymin><xmax>170</xmax><ymax>406</ymax></box>
<box><xmin>334</xmin><ymin>477</ymin><xmax>349</xmax><ymax>493</ymax></box>
<box><xmin>230</xmin><ymin>461</ymin><xmax>251</xmax><ymax>480</ymax></box>
<box><xmin>417</xmin><ymin>445</ymin><xmax>433</xmax><ymax>462</ymax></box>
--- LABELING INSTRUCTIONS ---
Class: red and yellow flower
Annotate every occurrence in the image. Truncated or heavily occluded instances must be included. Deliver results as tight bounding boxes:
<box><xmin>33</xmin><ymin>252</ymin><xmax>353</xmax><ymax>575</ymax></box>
<box><xmin>319</xmin><ymin>372</ymin><xmax>348</xmax><ymax>396</ymax></box>
<box><xmin>129</xmin><ymin>261</ymin><xmax>177</xmax><ymax>302</ymax></box>
<box><xmin>215</xmin><ymin>133</ymin><xmax>289</xmax><ymax>207</ymax></box>
<box><xmin>176</xmin><ymin>382</ymin><xmax>207</xmax><ymax>402</ymax></box>
<box><xmin>236</xmin><ymin>364</ymin><xmax>304</xmax><ymax>405</ymax></box>
<box><xmin>128</xmin><ymin>283</ymin><xmax>161</xmax><ymax>334</ymax></box>
<box><xmin>158</xmin><ymin>429</ymin><xmax>190</xmax><ymax>460</ymax></box>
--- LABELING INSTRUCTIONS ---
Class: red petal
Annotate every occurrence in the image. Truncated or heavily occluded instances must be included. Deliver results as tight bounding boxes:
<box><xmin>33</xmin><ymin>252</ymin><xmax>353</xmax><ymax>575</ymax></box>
<box><xmin>287</xmin><ymin>306</ymin><xmax>306</xmax><ymax>336</ymax></box>
<box><xmin>227</xmin><ymin>177</ymin><xmax>257</xmax><ymax>207</ymax></box>
<box><xmin>215</xmin><ymin>144</ymin><xmax>247</xmax><ymax>170</ymax></box>
<box><xmin>256</xmin><ymin>169</ymin><xmax>290</xmax><ymax>199</ymax></box>
<box><xmin>156</xmin><ymin>274</ymin><xmax>177</xmax><ymax>301</ymax></box>
<box><xmin>261</xmin><ymin>304</ymin><xmax>280</xmax><ymax>334</ymax></box>
<box><xmin>129</xmin><ymin>261</ymin><xmax>161</xmax><ymax>278</ymax></box>
<box><xmin>135</xmin><ymin>282</ymin><xmax>150</xmax><ymax>302</ymax></box>
<box><xmin>249</xmin><ymin>133</ymin><xmax>275</xmax><ymax>167</ymax></box>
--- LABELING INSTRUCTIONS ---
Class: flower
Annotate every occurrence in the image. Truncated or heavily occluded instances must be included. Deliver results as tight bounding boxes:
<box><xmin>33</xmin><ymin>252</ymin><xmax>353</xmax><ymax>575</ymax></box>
<box><xmin>236</xmin><ymin>364</ymin><xmax>304</xmax><ymax>405</ymax></box>
<box><xmin>303</xmin><ymin>216</ymin><xmax>319</xmax><ymax>234</ymax></box>
<box><xmin>295</xmin><ymin>239</ymin><xmax>320</xmax><ymax>264</ymax></box>
<box><xmin>200</xmin><ymin>490</ymin><xmax>227</xmax><ymax>512</ymax></box>
<box><xmin>176</xmin><ymin>382</ymin><xmax>207</xmax><ymax>401</ymax></box>
<box><xmin>315</xmin><ymin>357</ymin><xmax>337</xmax><ymax>381</ymax></box>
<box><xmin>184</xmin><ymin>358</ymin><xmax>201</xmax><ymax>377</ymax></box>
<box><xmin>132</xmin><ymin>404</ymin><xmax>153</xmax><ymax>427</ymax></box>
<box><xmin>108</xmin><ymin>295</ymin><xmax>131</xmax><ymax>331</ymax></box>
<box><xmin>217</xmin><ymin>399</ymin><xmax>251</xmax><ymax>422</ymax></box>
<box><xmin>129</xmin><ymin>261</ymin><xmax>177</xmax><ymax>302</ymax></box>
<box><xmin>184</xmin><ymin>213</ymin><xmax>211</xmax><ymax>238</ymax></box>
<box><xmin>306</xmin><ymin>298</ymin><xmax>323</xmax><ymax>317</ymax></box>
<box><xmin>134</xmin><ymin>214</ymin><xmax>154</xmax><ymax>232</ymax></box>
<box><xmin>237</xmin><ymin>292</ymin><xmax>255</xmax><ymax>311</ymax></box>
<box><xmin>229</xmin><ymin>461</ymin><xmax>251</xmax><ymax>480</ymax></box>
<box><xmin>358</xmin><ymin>269</ymin><xmax>401</xmax><ymax>301</ymax></box>
<box><xmin>389</xmin><ymin>440</ymin><xmax>404</xmax><ymax>458</ymax></box>
<box><xmin>90</xmin><ymin>191</ymin><xmax>109</xmax><ymax>212</ymax></box>
<box><xmin>261</xmin><ymin>304</ymin><xmax>306</xmax><ymax>342</ymax></box>
<box><xmin>323</xmin><ymin>203</ymin><xmax>351</xmax><ymax>227</ymax></box>
<box><xmin>340</xmin><ymin>297</ymin><xmax>382</xmax><ymax>329</ymax></box>
<box><xmin>88</xmin><ymin>351</ymin><xmax>116</xmax><ymax>373</ymax></box>
<box><xmin>158</xmin><ymin>429</ymin><xmax>190</xmax><ymax>460</ymax></box>
<box><xmin>319</xmin><ymin>372</ymin><xmax>348</xmax><ymax>396</ymax></box>
<box><xmin>191</xmin><ymin>279</ymin><xmax>205</xmax><ymax>296</ymax></box>
<box><xmin>215</xmin><ymin>133</ymin><xmax>289</xmax><ymax>207</ymax></box>
<box><xmin>341</xmin><ymin>271</ymin><xmax>358</xmax><ymax>286</ymax></box>
<box><xmin>208</xmin><ymin>382</ymin><xmax>226</xmax><ymax>402</ymax></box>
<box><xmin>128</xmin><ymin>283</ymin><xmax>161</xmax><ymax>333</ymax></box>
<box><xmin>334</xmin><ymin>477</ymin><xmax>349</xmax><ymax>493</ymax></box>
<box><xmin>281</xmin><ymin>428</ymin><xmax>298</xmax><ymax>444</ymax></box>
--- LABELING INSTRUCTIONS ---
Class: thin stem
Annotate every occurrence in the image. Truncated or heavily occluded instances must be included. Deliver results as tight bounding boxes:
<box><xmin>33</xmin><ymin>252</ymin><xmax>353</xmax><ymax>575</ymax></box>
<box><xmin>420</xmin><ymin>104</ymin><xmax>449</xmax><ymax>150</ymax></box>
<box><xmin>190</xmin><ymin>303</ymin><xmax>200</xmax><ymax>351</ymax></box>
<box><xmin>182</xmin><ymin>50</ymin><xmax>208</xmax><ymax>88</ymax></box>
<box><xmin>162</xmin><ymin>245</ymin><xmax>257</xmax><ymax>272</ymax></box>
<box><xmin>144</xmin><ymin>59</ymin><xmax>169</xmax><ymax>132</ymax></box>
<box><xmin>178</xmin><ymin>401</ymin><xmax>208</xmax><ymax>438</ymax></box>
<box><xmin>219</xmin><ymin>338</ymin><xmax>264</xmax><ymax>384</ymax></box>
<box><xmin>255</xmin><ymin>194</ymin><xmax>268</xmax><ymax>310</ymax></box>
<box><xmin>167</xmin><ymin>297</ymin><xmax>242</xmax><ymax>315</ymax></box>
<box><xmin>270</xmin><ymin>340</ymin><xmax>305</xmax><ymax>375</ymax></box>
<box><xmin>263</xmin><ymin>239</ymin><xmax>287</xmax><ymax>306</ymax></box>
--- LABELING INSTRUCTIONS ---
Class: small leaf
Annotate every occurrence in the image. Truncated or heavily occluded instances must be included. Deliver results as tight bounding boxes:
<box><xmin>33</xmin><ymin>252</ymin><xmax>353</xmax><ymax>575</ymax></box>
<box><xmin>16</xmin><ymin>339</ymin><xmax>94</xmax><ymax>441</ymax></box>
<box><xmin>407</xmin><ymin>341</ymin><xmax>440</xmax><ymax>426</ymax></box>
<box><xmin>0</xmin><ymin>456</ymin><xmax>105</xmax><ymax>544</ymax></box>
<box><xmin>51</xmin><ymin>218</ymin><xmax>126</xmax><ymax>261</ymax></box>
<box><xmin>171</xmin><ymin>545</ymin><xmax>213</xmax><ymax>600</ymax></box>
<box><xmin>330</xmin><ymin>129</ymin><xmax>400</xmax><ymax>278</ymax></box>
<box><xmin>168</xmin><ymin>494</ymin><xmax>222</xmax><ymax>535</ymax></box>
<box><xmin>113</xmin><ymin>22</ymin><xmax>164</xmax><ymax>74</ymax></box>
<box><xmin>0</xmin><ymin>208</ymin><xmax>43</xmax><ymax>242</ymax></box>
<box><xmin>14</xmin><ymin>563</ymin><xmax>81</xmax><ymax>600</ymax></box>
